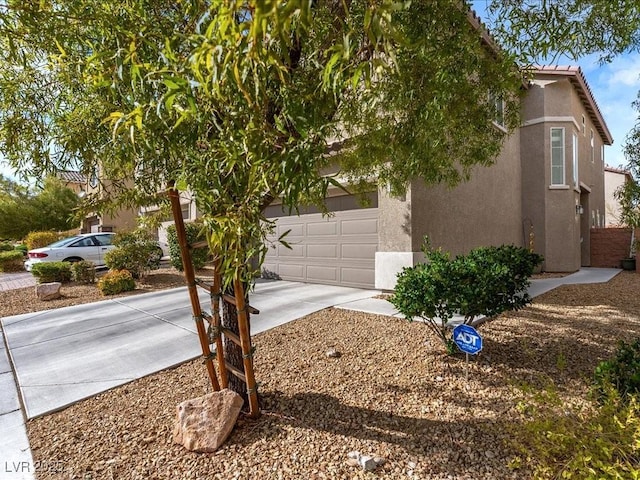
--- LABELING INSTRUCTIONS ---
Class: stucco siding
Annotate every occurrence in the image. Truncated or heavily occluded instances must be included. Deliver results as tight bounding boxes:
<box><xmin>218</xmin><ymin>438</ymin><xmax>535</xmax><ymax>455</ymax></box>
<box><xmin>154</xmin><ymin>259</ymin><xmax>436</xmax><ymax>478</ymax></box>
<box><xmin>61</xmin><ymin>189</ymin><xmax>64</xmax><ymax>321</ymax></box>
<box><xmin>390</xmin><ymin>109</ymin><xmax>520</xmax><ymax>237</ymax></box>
<box><xmin>408</xmin><ymin>132</ymin><xmax>522</xmax><ymax>256</ymax></box>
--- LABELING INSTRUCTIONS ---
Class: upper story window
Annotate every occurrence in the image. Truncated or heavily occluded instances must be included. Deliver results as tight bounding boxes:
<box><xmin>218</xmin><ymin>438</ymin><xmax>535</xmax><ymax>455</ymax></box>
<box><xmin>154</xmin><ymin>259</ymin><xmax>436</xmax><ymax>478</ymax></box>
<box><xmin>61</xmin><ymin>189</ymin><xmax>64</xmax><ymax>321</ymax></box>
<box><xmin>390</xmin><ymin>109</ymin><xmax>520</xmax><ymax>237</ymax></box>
<box><xmin>489</xmin><ymin>92</ymin><xmax>505</xmax><ymax>128</ymax></box>
<box><xmin>581</xmin><ymin>115</ymin><xmax>586</xmax><ymax>135</ymax></box>
<box><xmin>551</xmin><ymin>127</ymin><xmax>565</xmax><ymax>185</ymax></box>
<box><xmin>89</xmin><ymin>167</ymin><xmax>98</xmax><ymax>189</ymax></box>
<box><xmin>572</xmin><ymin>132</ymin><xmax>579</xmax><ymax>188</ymax></box>
<box><xmin>590</xmin><ymin>130</ymin><xmax>595</xmax><ymax>163</ymax></box>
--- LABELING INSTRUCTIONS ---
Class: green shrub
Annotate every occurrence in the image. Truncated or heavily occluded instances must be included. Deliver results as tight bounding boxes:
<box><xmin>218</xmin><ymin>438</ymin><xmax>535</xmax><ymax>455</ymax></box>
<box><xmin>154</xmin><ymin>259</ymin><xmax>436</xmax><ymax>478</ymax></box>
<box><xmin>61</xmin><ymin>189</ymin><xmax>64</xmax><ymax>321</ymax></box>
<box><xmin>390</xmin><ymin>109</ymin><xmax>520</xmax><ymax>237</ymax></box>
<box><xmin>30</xmin><ymin>261</ymin><xmax>72</xmax><ymax>283</ymax></box>
<box><xmin>509</xmin><ymin>387</ymin><xmax>640</xmax><ymax>479</ymax></box>
<box><xmin>98</xmin><ymin>269</ymin><xmax>136</xmax><ymax>295</ymax></box>
<box><xmin>595</xmin><ymin>339</ymin><xmax>640</xmax><ymax>400</ymax></box>
<box><xmin>104</xmin><ymin>230</ymin><xmax>161</xmax><ymax>279</ymax></box>
<box><xmin>25</xmin><ymin>231</ymin><xmax>59</xmax><ymax>250</ymax></box>
<box><xmin>0</xmin><ymin>242</ymin><xmax>13</xmax><ymax>252</ymax></box>
<box><xmin>390</xmin><ymin>238</ymin><xmax>543</xmax><ymax>353</ymax></box>
<box><xmin>71</xmin><ymin>260</ymin><xmax>96</xmax><ymax>284</ymax></box>
<box><xmin>14</xmin><ymin>244</ymin><xmax>27</xmax><ymax>256</ymax></box>
<box><xmin>0</xmin><ymin>250</ymin><xmax>25</xmax><ymax>272</ymax></box>
<box><xmin>166</xmin><ymin>221</ymin><xmax>209</xmax><ymax>271</ymax></box>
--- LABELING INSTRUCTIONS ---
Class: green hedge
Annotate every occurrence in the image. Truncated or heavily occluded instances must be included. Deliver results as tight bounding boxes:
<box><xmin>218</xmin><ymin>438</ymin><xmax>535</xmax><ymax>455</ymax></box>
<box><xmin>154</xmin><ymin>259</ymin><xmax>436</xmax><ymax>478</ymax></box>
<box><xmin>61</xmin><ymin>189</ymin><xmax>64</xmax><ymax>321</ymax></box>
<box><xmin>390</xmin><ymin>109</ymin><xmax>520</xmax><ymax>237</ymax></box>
<box><xmin>30</xmin><ymin>262</ymin><xmax>72</xmax><ymax>283</ymax></box>
<box><xmin>0</xmin><ymin>250</ymin><xmax>25</xmax><ymax>272</ymax></box>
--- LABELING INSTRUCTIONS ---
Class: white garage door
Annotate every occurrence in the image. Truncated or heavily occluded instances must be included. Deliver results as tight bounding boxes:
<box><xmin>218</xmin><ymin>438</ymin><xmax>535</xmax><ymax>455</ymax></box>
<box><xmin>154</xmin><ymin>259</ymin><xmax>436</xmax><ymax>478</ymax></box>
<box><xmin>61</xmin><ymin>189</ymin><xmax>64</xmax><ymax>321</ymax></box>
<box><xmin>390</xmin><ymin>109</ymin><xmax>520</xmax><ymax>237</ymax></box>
<box><xmin>263</xmin><ymin>208</ymin><xmax>378</xmax><ymax>288</ymax></box>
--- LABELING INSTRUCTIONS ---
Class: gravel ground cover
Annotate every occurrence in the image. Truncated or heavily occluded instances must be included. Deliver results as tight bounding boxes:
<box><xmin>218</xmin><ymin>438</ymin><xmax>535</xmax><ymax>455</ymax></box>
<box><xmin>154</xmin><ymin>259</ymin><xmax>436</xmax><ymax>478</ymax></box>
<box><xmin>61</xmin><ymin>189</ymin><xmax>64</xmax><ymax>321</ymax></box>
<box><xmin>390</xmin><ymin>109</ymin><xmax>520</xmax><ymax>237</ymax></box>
<box><xmin>1</xmin><ymin>269</ymin><xmax>639</xmax><ymax>479</ymax></box>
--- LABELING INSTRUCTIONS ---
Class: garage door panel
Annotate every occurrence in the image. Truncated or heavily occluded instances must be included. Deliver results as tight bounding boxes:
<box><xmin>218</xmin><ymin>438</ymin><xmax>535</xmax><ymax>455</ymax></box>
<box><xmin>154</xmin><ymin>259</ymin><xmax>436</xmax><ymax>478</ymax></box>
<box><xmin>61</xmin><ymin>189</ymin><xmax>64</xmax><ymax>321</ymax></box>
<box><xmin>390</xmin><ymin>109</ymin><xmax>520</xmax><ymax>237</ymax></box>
<box><xmin>279</xmin><ymin>264</ymin><xmax>305</xmax><ymax>279</ymax></box>
<box><xmin>307</xmin><ymin>265</ymin><xmax>338</xmax><ymax>282</ymax></box>
<box><xmin>342</xmin><ymin>244</ymin><xmax>377</xmax><ymax>259</ymax></box>
<box><xmin>307</xmin><ymin>221</ymin><xmax>337</xmax><ymax>236</ymax></box>
<box><xmin>307</xmin><ymin>244</ymin><xmax>337</xmax><ymax>258</ymax></box>
<box><xmin>341</xmin><ymin>218</ymin><xmax>377</xmax><ymax>235</ymax></box>
<box><xmin>341</xmin><ymin>267</ymin><xmax>375</xmax><ymax>286</ymax></box>
<box><xmin>265</xmin><ymin>207</ymin><xmax>378</xmax><ymax>288</ymax></box>
<box><xmin>277</xmin><ymin>244</ymin><xmax>304</xmax><ymax>256</ymax></box>
<box><xmin>280</xmin><ymin>223</ymin><xmax>305</xmax><ymax>236</ymax></box>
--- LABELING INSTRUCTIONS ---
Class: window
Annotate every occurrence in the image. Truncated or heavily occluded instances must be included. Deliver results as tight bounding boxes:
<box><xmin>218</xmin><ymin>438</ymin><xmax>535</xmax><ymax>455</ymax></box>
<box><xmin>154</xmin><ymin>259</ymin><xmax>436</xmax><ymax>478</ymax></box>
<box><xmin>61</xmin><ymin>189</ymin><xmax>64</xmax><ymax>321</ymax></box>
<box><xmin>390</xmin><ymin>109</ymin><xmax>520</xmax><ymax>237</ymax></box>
<box><xmin>573</xmin><ymin>132</ymin><xmax>579</xmax><ymax>188</ymax></box>
<box><xmin>551</xmin><ymin>128</ymin><xmax>565</xmax><ymax>185</ymax></box>
<box><xmin>489</xmin><ymin>92</ymin><xmax>504</xmax><ymax>127</ymax></box>
<box><xmin>89</xmin><ymin>167</ymin><xmax>98</xmax><ymax>188</ymax></box>
<box><xmin>581</xmin><ymin>115</ymin><xmax>586</xmax><ymax>135</ymax></box>
<box><xmin>590</xmin><ymin>130</ymin><xmax>595</xmax><ymax>163</ymax></box>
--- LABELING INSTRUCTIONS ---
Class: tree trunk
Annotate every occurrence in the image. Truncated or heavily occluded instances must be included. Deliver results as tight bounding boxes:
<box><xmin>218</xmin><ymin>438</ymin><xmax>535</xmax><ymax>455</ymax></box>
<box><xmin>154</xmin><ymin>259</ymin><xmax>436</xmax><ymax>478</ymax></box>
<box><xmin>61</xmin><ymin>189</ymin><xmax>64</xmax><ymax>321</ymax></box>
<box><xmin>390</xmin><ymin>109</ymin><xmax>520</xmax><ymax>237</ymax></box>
<box><xmin>221</xmin><ymin>283</ymin><xmax>251</xmax><ymax>410</ymax></box>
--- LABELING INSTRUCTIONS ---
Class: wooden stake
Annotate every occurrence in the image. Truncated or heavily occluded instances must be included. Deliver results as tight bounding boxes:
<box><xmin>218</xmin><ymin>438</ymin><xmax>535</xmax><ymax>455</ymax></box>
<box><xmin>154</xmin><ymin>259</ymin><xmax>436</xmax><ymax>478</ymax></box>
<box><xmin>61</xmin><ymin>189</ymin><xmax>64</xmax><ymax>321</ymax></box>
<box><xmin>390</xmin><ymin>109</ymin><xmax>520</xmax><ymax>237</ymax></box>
<box><xmin>232</xmin><ymin>277</ymin><xmax>260</xmax><ymax>418</ymax></box>
<box><xmin>168</xmin><ymin>184</ymin><xmax>220</xmax><ymax>392</ymax></box>
<box><xmin>211</xmin><ymin>260</ymin><xmax>229</xmax><ymax>389</ymax></box>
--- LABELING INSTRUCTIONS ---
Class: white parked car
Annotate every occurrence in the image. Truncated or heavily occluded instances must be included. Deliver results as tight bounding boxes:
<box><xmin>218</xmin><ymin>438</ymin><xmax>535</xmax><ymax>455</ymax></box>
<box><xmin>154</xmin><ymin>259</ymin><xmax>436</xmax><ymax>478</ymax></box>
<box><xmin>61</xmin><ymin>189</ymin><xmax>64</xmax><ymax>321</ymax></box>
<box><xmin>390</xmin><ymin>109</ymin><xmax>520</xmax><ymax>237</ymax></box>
<box><xmin>24</xmin><ymin>233</ymin><xmax>118</xmax><ymax>271</ymax></box>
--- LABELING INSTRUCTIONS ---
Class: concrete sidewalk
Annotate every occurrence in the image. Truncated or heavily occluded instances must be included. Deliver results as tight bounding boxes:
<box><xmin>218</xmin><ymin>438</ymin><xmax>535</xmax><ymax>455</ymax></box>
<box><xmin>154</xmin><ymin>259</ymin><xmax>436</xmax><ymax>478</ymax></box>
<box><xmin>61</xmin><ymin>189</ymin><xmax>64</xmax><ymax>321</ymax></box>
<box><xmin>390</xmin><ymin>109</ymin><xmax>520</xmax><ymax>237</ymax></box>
<box><xmin>0</xmin><ymin>267</ymin><xmax>622</xmax><ymax>479</ymax></box>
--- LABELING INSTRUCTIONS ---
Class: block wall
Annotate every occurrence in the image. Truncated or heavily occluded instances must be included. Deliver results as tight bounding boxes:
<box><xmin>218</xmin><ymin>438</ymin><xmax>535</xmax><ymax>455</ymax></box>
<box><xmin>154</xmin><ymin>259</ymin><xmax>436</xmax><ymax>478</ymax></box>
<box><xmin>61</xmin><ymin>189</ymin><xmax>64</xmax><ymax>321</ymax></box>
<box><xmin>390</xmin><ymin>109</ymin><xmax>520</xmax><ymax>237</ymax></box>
<box><xmin>590</xmin><ymin>228</ymin><xmax>633</xmax><ymax>268</ymax></box>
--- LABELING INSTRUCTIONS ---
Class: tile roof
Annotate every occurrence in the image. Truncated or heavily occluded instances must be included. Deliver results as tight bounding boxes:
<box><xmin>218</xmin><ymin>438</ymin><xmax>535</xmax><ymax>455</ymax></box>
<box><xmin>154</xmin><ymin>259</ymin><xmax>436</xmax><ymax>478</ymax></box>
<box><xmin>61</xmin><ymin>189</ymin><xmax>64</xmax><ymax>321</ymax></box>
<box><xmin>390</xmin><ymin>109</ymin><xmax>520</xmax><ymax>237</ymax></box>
<box><xmin>57</xmin><ymin>170</ymin><xmax>87</xmax><ymax>184</ymax></box>
<box><xmin>531</xmin><ymin>65</ymin><xmax>613</xmax><ymax>145</ymax></box>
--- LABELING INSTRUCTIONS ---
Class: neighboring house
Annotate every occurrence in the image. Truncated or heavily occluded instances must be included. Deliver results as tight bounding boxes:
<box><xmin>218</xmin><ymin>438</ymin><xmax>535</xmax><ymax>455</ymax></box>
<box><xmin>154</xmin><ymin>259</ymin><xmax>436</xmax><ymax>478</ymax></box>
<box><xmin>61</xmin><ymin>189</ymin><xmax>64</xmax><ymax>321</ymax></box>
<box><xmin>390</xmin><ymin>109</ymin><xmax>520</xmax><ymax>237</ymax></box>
<box><xmin>604</xmin><ymin>165</ymin><xmax>633</xmax><ymax>226</ymax></box>
<box><xmin>80</xmin><ymin>167</ymin><xmax>139</xmax><ymax>233</ymax></box>
<box><xmin>262</xmin><ymin>65</ymin><xmax>613</xmax><ymax>289</ymax></box>
<box><xmin>57</xmin><ymin>170</ymin><xmax>86</xmax><ymax>196</ymax></box>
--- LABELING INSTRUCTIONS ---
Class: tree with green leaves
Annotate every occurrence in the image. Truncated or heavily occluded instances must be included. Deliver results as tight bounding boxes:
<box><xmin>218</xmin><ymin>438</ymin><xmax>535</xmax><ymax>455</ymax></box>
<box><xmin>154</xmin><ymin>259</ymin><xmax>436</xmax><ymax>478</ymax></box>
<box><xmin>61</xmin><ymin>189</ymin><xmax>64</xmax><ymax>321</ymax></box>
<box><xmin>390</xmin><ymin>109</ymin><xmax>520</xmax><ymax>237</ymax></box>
<box><xmin>485</xmin><ymin>0</ymin><xmax>640</xmax><ymax>64</ymax></box>
<box><xmin>0</xmin><ymin>175</ymin><xmax>79</xmax><ymax>240</ymax></box>
<box><xmin>0</xmin><ymin>0</ymin><xmax>524</xmax><ymax>402</ymax></box>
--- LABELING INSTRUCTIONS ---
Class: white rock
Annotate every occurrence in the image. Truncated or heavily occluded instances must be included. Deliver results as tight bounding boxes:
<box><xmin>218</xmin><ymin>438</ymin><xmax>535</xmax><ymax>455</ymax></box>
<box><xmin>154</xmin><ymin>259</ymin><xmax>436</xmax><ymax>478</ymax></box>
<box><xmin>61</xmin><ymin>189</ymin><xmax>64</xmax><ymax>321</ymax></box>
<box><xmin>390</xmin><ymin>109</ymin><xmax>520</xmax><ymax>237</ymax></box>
<box><xmin>36</xmin><ymin>282</ymin><xmax>62</xmax><ymax>301</ymax></box>
<box><xmin>359</xmin><ymin>455</ymin><xmax>377</xmax><ymax>471</ymax></box>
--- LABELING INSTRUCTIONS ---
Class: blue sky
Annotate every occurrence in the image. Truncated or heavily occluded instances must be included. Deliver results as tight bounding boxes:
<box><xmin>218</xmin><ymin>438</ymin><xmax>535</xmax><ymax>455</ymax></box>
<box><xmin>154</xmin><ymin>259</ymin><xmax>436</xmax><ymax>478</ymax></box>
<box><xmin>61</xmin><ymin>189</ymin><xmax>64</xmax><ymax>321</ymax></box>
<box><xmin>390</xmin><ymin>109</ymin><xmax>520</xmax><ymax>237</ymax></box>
<box><xmin>1</xmin><ymin>6</ymin><xmax>639</xmax><ymax>182</ymax></box>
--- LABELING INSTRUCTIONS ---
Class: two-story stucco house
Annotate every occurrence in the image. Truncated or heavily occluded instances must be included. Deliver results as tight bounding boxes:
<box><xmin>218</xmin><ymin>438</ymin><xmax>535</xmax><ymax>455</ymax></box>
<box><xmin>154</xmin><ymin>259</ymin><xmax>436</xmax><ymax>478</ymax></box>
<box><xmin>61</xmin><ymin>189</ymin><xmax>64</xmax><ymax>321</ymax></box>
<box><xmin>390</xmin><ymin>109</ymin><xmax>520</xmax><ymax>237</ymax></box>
<box><xmin>262</xmin><ymin>66</ymin><xmax>613</xmax><ymax>289</ymax></box>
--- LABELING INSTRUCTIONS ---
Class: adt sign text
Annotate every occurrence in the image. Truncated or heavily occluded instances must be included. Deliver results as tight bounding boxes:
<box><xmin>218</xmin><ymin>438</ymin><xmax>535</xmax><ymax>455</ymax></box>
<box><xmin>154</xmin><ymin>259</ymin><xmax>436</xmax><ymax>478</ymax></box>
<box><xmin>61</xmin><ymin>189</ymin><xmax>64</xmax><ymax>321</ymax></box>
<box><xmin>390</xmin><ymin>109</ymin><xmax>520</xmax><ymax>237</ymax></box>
<box><xmin>453</xmin><ymin>324</ymin><xmax>483</xmax><ymax>355</ymax></box>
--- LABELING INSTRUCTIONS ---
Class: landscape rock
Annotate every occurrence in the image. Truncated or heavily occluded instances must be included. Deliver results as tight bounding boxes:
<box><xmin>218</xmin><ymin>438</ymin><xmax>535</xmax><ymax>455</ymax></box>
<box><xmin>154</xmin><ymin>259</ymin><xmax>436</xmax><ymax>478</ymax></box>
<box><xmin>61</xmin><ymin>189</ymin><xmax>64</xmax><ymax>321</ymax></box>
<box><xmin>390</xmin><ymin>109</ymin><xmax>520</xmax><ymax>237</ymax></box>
<box><xmin>173</xmin><ymin>389</ymin><xmax>243</xmax><ymax>453</ymax></box>
<box><xmin>325</xmin><ymin>347</ymin><xmax>341</xmax><ymax>358</ymax></box>
<box><xmin>35</xmin><ymin>282</ymin><xmax>62</xmax><ymax>301</ymax></box>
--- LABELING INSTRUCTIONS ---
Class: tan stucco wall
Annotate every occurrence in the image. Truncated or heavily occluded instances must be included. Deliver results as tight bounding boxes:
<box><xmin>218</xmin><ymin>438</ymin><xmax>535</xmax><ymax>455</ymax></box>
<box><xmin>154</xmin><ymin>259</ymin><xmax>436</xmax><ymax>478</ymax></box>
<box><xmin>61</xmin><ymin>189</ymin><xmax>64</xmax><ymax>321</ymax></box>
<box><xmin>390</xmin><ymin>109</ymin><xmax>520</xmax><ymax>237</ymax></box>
<box><xmin>377</xmin><ymin>187</ymin><xmax>413</xmax><ymax>252</ymax></box>
<box><xmin>406</xmin><ymin>131</ymin><xmax>523</xmax><ymax>256</ymax></box>
<box><xmin>520</xmin><ymin>77</ymin><xmax>608</xmax><ymax>271</ymax></box>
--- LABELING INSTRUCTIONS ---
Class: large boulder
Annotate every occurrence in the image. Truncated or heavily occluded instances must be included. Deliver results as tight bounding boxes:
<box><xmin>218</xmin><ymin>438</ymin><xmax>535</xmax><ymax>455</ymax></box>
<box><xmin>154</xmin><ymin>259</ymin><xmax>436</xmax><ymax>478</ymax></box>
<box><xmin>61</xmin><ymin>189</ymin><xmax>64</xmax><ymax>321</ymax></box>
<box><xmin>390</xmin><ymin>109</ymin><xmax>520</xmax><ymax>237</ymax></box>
<box><xmin>35</xmin><ymin>282</ymin><xmax>62</xmax><ymax>301</ymax></box>
<box><xmin>173</xmin><ymin>389</ymin><xmax>243</xmax><ymax>453</ymax></box>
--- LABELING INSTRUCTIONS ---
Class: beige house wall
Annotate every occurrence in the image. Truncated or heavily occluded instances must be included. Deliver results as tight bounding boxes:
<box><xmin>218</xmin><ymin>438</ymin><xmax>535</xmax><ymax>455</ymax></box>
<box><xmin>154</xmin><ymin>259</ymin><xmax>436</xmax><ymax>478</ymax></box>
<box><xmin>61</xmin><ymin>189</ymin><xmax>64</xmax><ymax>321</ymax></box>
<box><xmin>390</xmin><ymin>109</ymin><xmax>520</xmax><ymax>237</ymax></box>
<box><xmin>409</xmin><ymin>133</ymin><xmax>522</xmax><ymax>255</ymax></box>
<box><xmin>520</xmin><ymin>74</ymin><xmax>608</xmax><ymax>272</ymax></box>
<box><xmin>374</xmin><ymin>132</ymin><xmax>522</xmax><ymax>289</ymax></box>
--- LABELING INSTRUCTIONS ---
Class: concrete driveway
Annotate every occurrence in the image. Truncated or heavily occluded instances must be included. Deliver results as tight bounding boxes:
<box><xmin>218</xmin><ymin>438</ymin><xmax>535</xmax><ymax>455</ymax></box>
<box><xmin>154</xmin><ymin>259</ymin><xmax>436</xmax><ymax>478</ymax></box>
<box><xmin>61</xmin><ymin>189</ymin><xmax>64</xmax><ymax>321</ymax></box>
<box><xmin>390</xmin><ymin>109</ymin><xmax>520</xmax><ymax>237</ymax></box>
<box><xmin>2</xmin><ymin>280</ymin><xmax>379</xmax><ymax>419</ymax></box>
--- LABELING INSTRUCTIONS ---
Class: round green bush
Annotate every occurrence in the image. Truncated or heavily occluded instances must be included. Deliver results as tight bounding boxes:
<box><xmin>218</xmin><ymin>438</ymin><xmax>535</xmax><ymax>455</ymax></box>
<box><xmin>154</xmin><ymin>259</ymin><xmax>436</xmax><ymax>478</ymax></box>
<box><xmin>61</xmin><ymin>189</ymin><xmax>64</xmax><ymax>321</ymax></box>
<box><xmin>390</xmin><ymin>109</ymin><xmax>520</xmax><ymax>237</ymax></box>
<box><xmin>97</xmin><ymin>269</ymin><xmax>136</xmax><ymax>295</ymax></box>
<box><xmin>30</xmin><ymin>261</ymin><xmax>72</xmax><ymax>283</ymax></box>
<box><xmin>0</xmin><ymin>250</ymin><xmax>25</xmax><ymax>272</ymax></box>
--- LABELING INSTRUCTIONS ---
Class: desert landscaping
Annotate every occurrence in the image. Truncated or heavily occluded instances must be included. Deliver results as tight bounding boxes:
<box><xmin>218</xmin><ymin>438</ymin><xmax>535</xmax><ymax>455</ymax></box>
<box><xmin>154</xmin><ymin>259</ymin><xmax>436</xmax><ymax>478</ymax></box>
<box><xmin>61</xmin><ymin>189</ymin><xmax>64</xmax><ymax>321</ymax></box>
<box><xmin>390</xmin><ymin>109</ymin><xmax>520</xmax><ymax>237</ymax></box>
<box><xmin>1</xmin><ymin>268</ymin><xmax>639</xmax><ymax>479</ymax></box>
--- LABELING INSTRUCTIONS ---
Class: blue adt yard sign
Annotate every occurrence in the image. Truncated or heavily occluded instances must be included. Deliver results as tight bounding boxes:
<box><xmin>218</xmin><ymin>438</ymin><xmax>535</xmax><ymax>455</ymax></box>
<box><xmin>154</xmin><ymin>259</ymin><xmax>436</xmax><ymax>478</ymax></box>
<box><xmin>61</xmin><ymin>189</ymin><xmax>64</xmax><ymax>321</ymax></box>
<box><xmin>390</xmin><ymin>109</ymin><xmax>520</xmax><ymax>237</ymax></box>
<box><xmin>453</xmin><ymin>324</ymin><xmax>483</xmax><ymax>355</ymax></box>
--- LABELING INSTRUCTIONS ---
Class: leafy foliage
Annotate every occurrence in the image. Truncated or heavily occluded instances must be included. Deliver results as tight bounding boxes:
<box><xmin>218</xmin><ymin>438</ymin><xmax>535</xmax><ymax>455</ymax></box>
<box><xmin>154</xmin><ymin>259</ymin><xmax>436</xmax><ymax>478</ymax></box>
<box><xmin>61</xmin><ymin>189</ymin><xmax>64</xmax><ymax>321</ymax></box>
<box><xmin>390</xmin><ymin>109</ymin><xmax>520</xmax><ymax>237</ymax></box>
<box><xmin>509</xmin><ymin>387</ymin><xmax>640</xmax><ymax>479</ymax></box>
<box><xmin>0</xmin><ymin>176</ymin><xmax>79</xmax><ymax>240</ymax></box>
<box><xmin>0</xmin><ymin>250</ymin><xmax>24</xmax><ymax>272</ymax></box>
<box><xmin>30</xmin><ymin>261</ymin><xmax>72</xmax><ymax>283</ymax></box>
<box><xmin>97</xmin><ymin>269</ymin><xmax>136</xmax><ymax>295</ymax></box>
<box><xmin>24</xmin><ymin>231</ymin><xmax>61</xmax><ymax>250</ymax></box>
<box><xmin>390</xmin><ymin>238</ymin><xmax>542</xmax><ymax>353</ymax></box>
<box><xmin>486</xmin><ymin>0</ymin><xmax>640</xmax><ymax>64</ymax></box>
<box><xmin>0</xmin><ymin>241</ymin><xmax>13</xmax><ymax>251</ymax></box>
<box><xmin>166</xmin><ymin>222</ymin><xmax>209</xmax><ymax>271</ymax></box>
<box><xmin>104</xmin><ymin>230</ymin><xmax>161</xmax><ymax>279</ymax></box>
<box><xmin>595</xmin><ymin>339</ymin><xmax>640</xmax><ymax>401</ymax></box>
<box><xmin>70</xmin><ymin>260</ymin><xmax>96</xmax><ymax>284</ymax></box>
